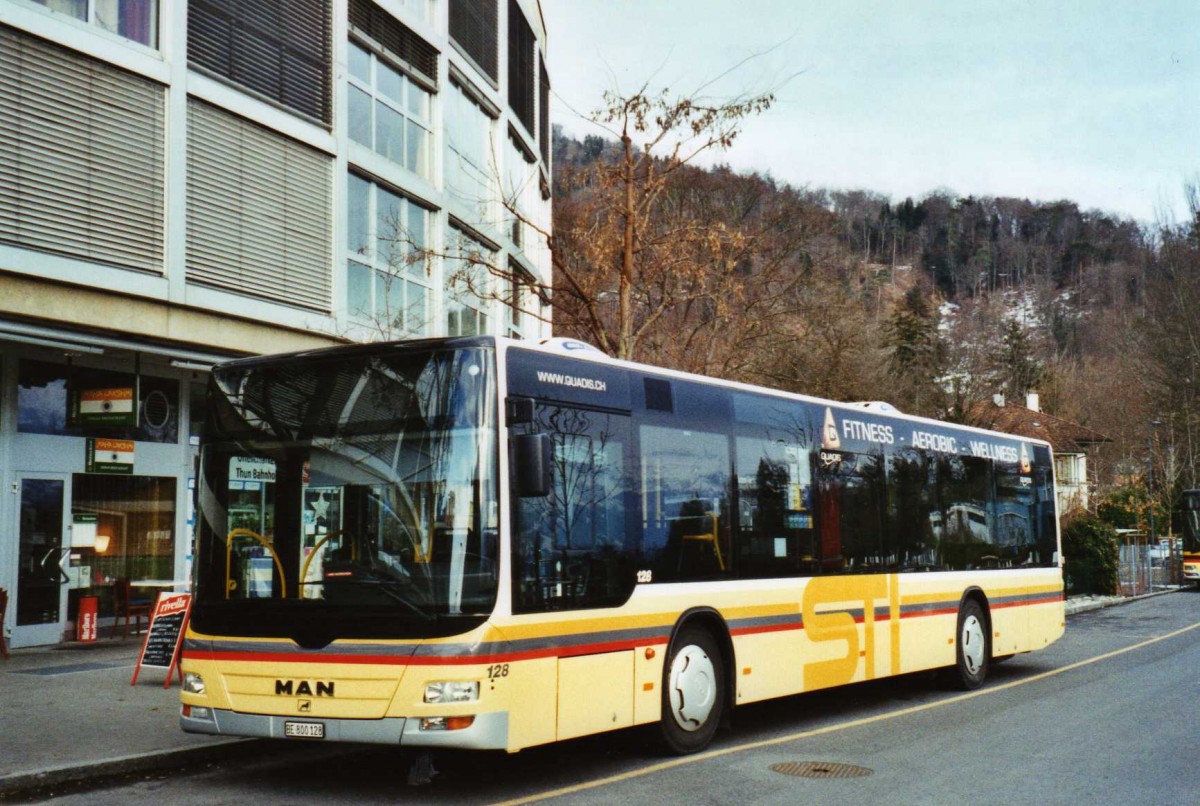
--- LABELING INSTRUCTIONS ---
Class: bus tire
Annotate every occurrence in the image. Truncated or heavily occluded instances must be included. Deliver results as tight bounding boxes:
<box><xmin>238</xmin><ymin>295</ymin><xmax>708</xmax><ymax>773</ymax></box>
<box><xmin>950</xmin><ymin>598</ymin><xmax>990</xmax><ymax>690</ymax></box>
<box><xmin>659</xmin><ymin>624</ymin><xmax>725</xmax><ymax>754</ymax></box>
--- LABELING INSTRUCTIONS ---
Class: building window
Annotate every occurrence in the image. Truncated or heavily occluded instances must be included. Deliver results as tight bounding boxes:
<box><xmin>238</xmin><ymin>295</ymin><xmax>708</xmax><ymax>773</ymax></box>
<box><xmin>445</xmin><ymin>226</ymin><xmax>494</xmax><ymax>336</ymax></box>
<box><xmin>449</xmin><ymin>0</ymin><xmax>498</xmax><ymax>83</ymax></box>
<box><xmin>348</xmin><ymin>0</ymin><xmax>438</xmax><ymax>83</ymax></box>
<box><xmin>73</xmin><ymin>474</ymin><xmax>176</xmax><ymax>585</ymax></box>
<box><xmin>30</xmin><ymin>0</ymin><xmax>158</xmax><ymax>47</ymax></box>
<box><xmin>504</xmin><ymin>130</ymin><xmax>536</xmax><ymax>245</ymax></box>
<box><xmin>0</xmin><ymin>27</ymin><xmax>165</xmax><ymax>272</ymax></box>
<box><xmin>445</xmin><ymin>80</ymin><xmax>495</xmax><ymax>226</ymax></box>
<box><xmin>188</xmin><ymin>0</ymin><xmax>332</xmax><ymax>124</ymax></box>
<box><xmin>504</xmin><ymin>260</ymin><xmax>535</xmax><ymax>339</ymax></box>
<box><xmin>347</xmin><ymin>173</ymin><xmax>431</xmax><ymax>336</ymax></box>
<box><xmin>348</xmin><ymin>40</ymin><xmax>432</xmax><ymax>179</ymax></box>
<box><xmin>506</xmin><ymin>0</ymin><xmax>535</xmax><ymax>134</ymax></box>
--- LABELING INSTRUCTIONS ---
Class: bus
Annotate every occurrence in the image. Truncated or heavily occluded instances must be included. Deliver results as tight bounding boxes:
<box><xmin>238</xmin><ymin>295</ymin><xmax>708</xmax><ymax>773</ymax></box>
<box><xmin>180</xmin><ymin>336</ymin><xmax>1065</xmax><ymax>754</ymax></box>
<box><xmin>1181</xmin><ymin>490</ymin><xmax>1200</xmax><ymax>586</ymax></box>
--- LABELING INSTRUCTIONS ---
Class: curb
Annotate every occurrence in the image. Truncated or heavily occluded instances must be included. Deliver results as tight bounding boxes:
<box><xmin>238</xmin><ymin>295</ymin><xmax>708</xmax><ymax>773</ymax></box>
<box><xmin>1064</xmin><ymin>585</ymin><xmax>1184</xmax><ymax>616</ymax></box>
<box><xmin>0</xmin><ymin>739</ymin><xmax>259</xmax><ymax>801</ymax></box>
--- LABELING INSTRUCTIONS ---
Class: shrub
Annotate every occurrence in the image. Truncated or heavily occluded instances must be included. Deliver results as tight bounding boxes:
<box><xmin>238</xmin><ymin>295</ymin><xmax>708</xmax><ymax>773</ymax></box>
<box><xmin>1062</xmin><ymin>513</ymin><xmax>1119</xmax><ymax>595</ymax></box>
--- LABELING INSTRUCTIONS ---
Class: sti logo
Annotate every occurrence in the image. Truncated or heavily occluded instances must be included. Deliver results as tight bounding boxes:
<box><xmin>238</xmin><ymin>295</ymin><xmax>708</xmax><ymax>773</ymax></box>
<box><xmin>275</xmin><ymin>679</ymin><xmax>335</xmax><ymax>697</ymax></box>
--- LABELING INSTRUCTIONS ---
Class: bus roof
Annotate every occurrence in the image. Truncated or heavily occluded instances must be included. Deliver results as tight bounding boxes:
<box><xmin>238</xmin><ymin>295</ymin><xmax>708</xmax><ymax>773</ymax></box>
<box><xmin>212</xmin><ymin>335</ymin><xmax>1051</xmax><ymax>451</ymax></box>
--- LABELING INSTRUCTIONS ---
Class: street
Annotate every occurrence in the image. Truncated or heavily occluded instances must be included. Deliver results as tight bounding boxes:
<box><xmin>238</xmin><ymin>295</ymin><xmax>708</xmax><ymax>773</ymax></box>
<box><xmin>22</xmin><ymin>591</ymin><xmax>1200</xmax><ymax>805</ymax></box>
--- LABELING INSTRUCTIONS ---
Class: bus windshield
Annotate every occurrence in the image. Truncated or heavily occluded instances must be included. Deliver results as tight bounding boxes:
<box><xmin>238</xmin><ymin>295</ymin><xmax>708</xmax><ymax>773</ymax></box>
<box><xmin>1183</xmin><ymin>490</ymin><xmax>1200</xmax><ymax>553</ymax></box>
<box><xmin>191</xmin><ymin>344</ymin><xmax>498</xmax><ymax>644</ymax></box>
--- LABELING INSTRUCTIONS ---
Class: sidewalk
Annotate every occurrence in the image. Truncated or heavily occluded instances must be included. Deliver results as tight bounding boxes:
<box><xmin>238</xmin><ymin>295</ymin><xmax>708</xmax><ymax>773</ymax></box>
<box><xmin>0</xmin><ymin>587</ymin><xmax>1186</xmax><ymax>798</ymax></box>
<box><xmin>0</xmin><ymin>636</ymin><xmax>249</xmax><ymax>799</ymax></box>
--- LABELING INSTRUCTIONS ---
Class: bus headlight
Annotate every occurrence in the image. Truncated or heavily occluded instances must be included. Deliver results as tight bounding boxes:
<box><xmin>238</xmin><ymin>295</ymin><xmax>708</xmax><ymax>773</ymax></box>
<box><xmin>183</xmin><ymin>673</ymin><xmax>206</xmax><ymax>695</ymax></box>
<box><xmin>424</xmin><ymin>681</ymin><xmax>479</xmax><ymax>704</ymax></box>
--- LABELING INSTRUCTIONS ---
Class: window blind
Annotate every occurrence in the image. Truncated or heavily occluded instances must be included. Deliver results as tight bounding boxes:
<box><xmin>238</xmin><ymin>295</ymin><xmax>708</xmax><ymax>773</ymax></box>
<box><xmin>0</xmin><ymin>26</ymin><xmax>165</xmax><ymax>272</ymax></box>
<box><xmin>188</xmin><ymin>0</ymin><xmax>332</xmax><ymax>124</ymax></box>
<box><xmin>186</xmin><ymin>100</ymin><xmax>332</xmax><ymax>311</ymax></box>
<box><xmin>507</xmin><ymin>0</ymin><xmax>534</xmax><ymax>134</ymax></box>
<box><xmin>449</xmin><ymin>0</ymin><xmax>498</xmax><ymax>83</ymax></box>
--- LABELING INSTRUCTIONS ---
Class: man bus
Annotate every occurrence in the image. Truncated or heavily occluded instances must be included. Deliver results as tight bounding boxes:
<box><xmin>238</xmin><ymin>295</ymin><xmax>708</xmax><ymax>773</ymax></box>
<box><xmin>180</xmin><ymin>336</ymin><xmax>1064</xmax><ymax>754</ymax></box>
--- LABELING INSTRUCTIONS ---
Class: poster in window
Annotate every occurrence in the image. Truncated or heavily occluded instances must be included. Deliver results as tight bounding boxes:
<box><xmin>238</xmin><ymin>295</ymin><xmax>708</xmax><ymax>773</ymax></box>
<box><xmin>85</xmin><ymin>438</ymin><xmax>135</xmax><ymax>475</ymax></box>
<box><xmin>72</xmin><ymin>386</ymin><xmax>137</xmax><ymax>426</ymax></box>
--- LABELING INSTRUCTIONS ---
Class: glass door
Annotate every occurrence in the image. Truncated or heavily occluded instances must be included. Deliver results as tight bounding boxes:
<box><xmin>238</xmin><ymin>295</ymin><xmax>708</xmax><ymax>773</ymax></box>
<box><xmin>14</xmin><ymin>475</ymin><xmax>70</xmax><ymax>648</ymax></box>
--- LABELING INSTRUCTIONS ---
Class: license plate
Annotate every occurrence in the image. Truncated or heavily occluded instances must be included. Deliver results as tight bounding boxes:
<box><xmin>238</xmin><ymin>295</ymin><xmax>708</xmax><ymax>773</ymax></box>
<box><xmin>284</xmin><ymin>721</ymin><xmax>325</xmax><ymax>739</ymax></box>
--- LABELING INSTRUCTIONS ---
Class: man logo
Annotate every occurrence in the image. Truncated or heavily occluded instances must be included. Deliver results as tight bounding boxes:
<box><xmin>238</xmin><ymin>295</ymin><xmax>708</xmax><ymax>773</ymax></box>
<box><xmin>298</xmin><ymin>700</ymin><xmax>312</xmax><ymax>713</ymax></box>
<box><xmin>275</xmin><ymin>679</ymin><xmax>335</xmax><ymax>697</ymax></box>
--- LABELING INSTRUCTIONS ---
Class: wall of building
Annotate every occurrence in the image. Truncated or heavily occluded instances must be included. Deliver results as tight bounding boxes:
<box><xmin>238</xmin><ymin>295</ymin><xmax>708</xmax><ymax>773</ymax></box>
<box><xmin>0</xmin><ymin>0</ymin><xmax>552</xmax><ymax>647</ymax></box>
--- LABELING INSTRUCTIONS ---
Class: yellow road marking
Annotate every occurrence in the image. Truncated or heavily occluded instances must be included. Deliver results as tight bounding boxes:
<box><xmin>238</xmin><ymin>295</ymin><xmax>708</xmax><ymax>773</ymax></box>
<box><xmin>492</xmin><ymin>619</ymin><xmax>1200</xmax><ymax>806</ymax></box>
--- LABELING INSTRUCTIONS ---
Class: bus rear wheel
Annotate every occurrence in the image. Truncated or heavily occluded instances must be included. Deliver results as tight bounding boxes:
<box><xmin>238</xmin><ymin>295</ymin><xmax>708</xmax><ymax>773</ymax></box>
<box><xmin>949</xmin><ymin>598</ymin><xmax>990</xmax><ymax>690</ymax></box>
<box><xmin>659</xmin><ymin>625</ymin><xmax>725</xmax><ymax>754</ymax></box>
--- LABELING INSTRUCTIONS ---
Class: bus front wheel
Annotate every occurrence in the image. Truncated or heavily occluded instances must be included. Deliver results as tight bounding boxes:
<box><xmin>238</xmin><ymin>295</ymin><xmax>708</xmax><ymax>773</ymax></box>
<box><xmin>659</xmin><ymin>624</ymin><xmax>725</xmax><ymax>754</ymax></box>
<box><xmin>949</xmin><ymin>598</ymin><xmax>990</xmax><ymax>690</ymax></box>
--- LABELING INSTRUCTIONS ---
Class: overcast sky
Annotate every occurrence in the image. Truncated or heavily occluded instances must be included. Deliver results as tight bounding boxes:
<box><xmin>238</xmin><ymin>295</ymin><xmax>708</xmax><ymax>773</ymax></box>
<box><xmin>540</xmin><ymin>0</ymin><xmax>1198</xmax><ymax>224</ymax></box>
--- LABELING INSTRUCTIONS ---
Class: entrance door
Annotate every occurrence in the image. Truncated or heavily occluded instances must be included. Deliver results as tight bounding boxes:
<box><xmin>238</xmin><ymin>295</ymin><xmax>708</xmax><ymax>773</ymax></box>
<box><xmin>13</xmin><ymin>475</ymin><xmax>70</xmax><ymax>648</ymax></box>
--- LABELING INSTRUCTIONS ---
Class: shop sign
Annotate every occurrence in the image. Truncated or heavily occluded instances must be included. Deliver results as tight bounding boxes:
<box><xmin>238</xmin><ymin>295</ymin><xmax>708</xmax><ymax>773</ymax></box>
<box><xmin>86</xmin><ymin>438</ymin><xmax>135</xmax><ymax>474</ymax></box>
<box><xmin>230</xmin><ymin>456</ymin><xmax>277</xmax><ymax>484</ymax></box>
<box><xmin>74</xmin><ymin>386</ymin><xmax>137</xmax><ymax>426</ymax></box>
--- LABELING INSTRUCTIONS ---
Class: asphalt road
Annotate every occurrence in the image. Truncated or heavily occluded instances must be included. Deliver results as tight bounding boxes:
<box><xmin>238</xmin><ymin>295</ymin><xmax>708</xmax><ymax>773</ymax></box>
<box><xmin>25</xmin><ymin>590</ymin><xmax>1200</xmax><ymax>805</ymax></box>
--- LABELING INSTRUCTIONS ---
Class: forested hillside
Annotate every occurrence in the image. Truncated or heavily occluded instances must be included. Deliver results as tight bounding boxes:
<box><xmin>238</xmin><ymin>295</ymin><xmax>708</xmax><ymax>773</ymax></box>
<box><xmin>550</xmin><ymin>126</ymin><xmax>1200</xmax><ymax>518</ymax></box>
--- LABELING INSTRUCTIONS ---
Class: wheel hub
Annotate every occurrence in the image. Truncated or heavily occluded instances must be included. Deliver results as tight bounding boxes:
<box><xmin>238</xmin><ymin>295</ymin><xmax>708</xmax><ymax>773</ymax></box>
<box><xmin>961</xmin><ymin>613</ymin><xmax>985</xmax><ymax>675</ymax></box>
<box><xmin>668</xmin><ymin>645</ymin><xmax>716</xmax><ymax>731</ymax></box>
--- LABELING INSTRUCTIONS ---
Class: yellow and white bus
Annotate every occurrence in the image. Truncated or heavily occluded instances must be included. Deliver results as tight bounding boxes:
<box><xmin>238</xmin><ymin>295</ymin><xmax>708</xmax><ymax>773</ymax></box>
<box><xmin>1181</xmin><ymin>490</ymin><xmax>1200</xmax><ymax>586</ymax></box>
<box><xmin>180</xmin><ymin>336</ymin><xmax>1064</xmax><ymax>754</ymax></box>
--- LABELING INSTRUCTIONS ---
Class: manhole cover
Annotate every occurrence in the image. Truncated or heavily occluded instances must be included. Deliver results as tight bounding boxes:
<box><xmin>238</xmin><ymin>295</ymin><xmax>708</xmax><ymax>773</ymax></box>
<box><xmin>770</xmin><ymin>761</ymin><xmax>873</xmax><ymax>779</ymax></box>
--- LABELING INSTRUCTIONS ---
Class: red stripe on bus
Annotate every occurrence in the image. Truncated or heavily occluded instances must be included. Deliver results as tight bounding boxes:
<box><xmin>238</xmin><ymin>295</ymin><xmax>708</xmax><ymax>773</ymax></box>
<box><xmin>898</xmin><ymin>607</ymin><xmax>958</xmax><ymax>619</ymax></box>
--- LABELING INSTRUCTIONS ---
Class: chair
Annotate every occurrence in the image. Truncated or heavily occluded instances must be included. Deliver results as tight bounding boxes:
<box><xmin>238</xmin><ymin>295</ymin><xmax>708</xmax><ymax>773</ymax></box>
<box><xmin>0</xmin><ymin>588</ymin><xmax>9</xmax><ymax>660</ymax></box>
<box><xmin>112</xmin><ymin>579</ymin><xmax>152</xmax><ymax>639</ymax></box>
<box><xmin>679</xmin><ymin>513</ymin><xmax>725</xmax><ymax>572</ymax></box>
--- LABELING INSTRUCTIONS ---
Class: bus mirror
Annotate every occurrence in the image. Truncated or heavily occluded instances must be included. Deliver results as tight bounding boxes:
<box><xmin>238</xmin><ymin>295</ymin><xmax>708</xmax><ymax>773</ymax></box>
<box><xmin>506</xmin><ymin>397</ymin><xmax>536</xmax><ymax>425</ymax></box>
<box><xmin>514</xmin><ymin>433</ymin><xmax>552</xmax><ymax>497</ymax></box>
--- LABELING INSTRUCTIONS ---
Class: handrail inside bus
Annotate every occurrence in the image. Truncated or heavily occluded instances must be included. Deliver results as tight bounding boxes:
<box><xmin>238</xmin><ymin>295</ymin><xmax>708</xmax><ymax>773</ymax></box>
<box><xmin>298</xmin><ymin>529</ymin><xmax>345</xmax><ymax>589</ymax></box>
<box><xmin>225</xmin><ymin>528</ymin><xmax>288</xmax><ymax>600</ymax></box>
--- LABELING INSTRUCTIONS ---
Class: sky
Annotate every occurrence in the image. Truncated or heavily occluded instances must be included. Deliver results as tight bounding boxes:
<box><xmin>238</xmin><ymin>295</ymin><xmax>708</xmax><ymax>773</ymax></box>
<box><xmin>540</xmin><ymin>0</ymin><xmax>1198</xmax><ymax>224</ymax></box>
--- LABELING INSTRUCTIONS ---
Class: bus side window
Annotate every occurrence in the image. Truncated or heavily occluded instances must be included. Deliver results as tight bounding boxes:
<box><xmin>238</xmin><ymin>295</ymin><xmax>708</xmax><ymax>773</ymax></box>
<box><xmin>887</xmin><ymin>447</ymin><xmax>940</xmax><ymax>571</ymax></box>
<box><xmin>640</xmin><ymin>425</ymin><xmax>730</xmax><ymax>580</ymax></box>
<box><xmin>734</xmin><ymin>436</ymin><xmax>816</xmax><ymax>576</ymax></box>
<box><xmin>512</xmin><ymin>405</ymin><xmax>635</xmax><ymax>613</ymax></box>
<box><xmin>836</xmin><ymin>450</ymin><xmax>887</xmax><ymax>572</ymax></box>
<box><xmin>995</xmin><ymin>459</ymin><xmax>1035</xmax><ymax>566</ymax></box>
<box><xmin>933</xmin><ymin>455</ymin><xmax>993</xmax><ymax>569</ymax></box>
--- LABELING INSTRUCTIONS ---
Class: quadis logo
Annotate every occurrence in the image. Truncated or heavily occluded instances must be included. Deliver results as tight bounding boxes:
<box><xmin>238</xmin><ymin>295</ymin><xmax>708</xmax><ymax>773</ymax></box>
<box><xmin>275</xmin><ymin>679</ymin><xmax>335</xmax><ymax>697</ymax></box>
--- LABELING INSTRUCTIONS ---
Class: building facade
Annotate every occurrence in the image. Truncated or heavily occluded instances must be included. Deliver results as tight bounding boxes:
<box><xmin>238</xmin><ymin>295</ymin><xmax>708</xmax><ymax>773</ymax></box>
<box><xmin>0</xmin><ymin>0</ymin><xmax>552</xmax><ymax>648</ymax></box>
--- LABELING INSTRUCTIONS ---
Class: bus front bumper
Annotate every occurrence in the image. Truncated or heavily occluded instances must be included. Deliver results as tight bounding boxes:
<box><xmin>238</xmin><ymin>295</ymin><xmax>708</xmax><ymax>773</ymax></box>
<box><xmin>181</xmin><ymin>707</ymin><xmax>509</xmax><ymax>750</ymax></box>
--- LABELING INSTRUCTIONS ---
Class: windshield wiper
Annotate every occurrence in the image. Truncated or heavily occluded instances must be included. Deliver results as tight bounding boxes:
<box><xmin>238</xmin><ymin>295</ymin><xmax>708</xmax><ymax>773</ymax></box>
<box><xmin>341</xmin><ymin>576</ymin><xmax>435</xmax><ymax>621</ymax></box>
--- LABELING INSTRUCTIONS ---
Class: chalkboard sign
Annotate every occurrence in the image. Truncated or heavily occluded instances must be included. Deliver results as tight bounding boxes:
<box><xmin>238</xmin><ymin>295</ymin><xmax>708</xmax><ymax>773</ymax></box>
<box><xmin>131</xmin><ymin>591</ymin><xmax>191</xmax><ymax>688</ymax></box>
